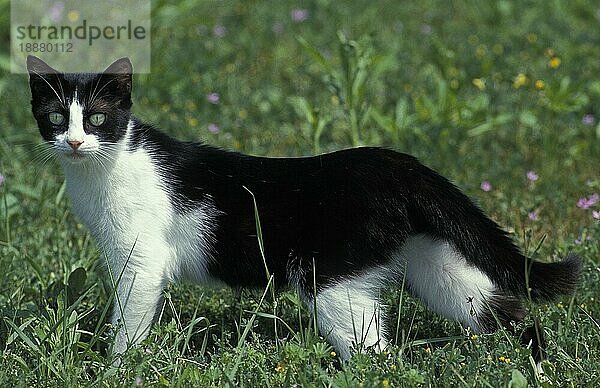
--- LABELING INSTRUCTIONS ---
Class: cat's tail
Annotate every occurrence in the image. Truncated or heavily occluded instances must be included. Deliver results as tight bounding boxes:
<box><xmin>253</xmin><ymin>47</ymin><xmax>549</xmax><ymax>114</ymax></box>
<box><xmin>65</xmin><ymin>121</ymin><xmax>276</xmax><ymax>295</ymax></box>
<box><xmin>406</xmin><ymin>161</ymin><xmax>582</xmax><ymax>302</ymax></box>
<box><xmin>521</xmin><ymin>252</ymin><xmax>581</xmax><ymax>301</ymax></box>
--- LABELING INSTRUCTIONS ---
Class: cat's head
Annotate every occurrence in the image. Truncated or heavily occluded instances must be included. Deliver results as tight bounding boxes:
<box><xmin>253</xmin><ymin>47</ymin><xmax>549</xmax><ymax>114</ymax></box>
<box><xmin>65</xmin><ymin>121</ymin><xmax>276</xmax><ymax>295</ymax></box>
<box><xmin>27</xmin><ymin>56</ymin><xmax>133</xmax><ymax>164</ymax></box>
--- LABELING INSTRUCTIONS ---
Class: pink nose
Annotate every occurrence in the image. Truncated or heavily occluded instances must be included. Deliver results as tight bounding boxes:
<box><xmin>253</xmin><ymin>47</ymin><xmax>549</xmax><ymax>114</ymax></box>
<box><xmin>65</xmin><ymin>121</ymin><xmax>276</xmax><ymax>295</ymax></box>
<box><xmin>68</xmin><ymin>140</ymin><xmax>83</xmax><ymax>150</ymax></box>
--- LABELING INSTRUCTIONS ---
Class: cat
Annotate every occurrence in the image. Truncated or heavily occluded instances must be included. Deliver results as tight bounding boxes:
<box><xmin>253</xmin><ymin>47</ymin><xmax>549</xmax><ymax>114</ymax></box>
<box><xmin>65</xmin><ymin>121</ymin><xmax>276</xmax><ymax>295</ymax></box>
<box><xmin>27</xmin><ymin>55</ymin><xmax>580</xmax><ymax>362</ymax></box>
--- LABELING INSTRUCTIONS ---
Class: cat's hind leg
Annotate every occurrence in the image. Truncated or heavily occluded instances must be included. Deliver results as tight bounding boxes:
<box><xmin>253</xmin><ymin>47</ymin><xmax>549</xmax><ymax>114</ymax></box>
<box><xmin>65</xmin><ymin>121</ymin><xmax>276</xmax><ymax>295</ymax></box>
<box><xmin>298</xmin><ymin>273</ymin><xmax>388</xmax><ymax>360</ymax></box>
<box><xmin>399</xmin><ymin>234</ymin><xmax>527</xmax><ymax>334</ymax></box>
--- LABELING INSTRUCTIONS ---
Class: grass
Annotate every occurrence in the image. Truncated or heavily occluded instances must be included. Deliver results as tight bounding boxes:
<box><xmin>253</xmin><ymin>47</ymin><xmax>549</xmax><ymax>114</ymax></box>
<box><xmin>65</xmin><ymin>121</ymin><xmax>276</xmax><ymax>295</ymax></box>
<box><xmin>1</xmin><ymin>0</ymin><xmax>599</xmax><ymax>386</ymax></box>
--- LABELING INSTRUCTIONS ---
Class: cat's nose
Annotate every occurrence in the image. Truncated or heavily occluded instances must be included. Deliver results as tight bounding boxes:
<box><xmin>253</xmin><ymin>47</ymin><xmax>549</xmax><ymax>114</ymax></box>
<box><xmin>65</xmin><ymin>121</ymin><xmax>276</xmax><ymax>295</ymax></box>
<box><xmin>67</xmin><ymin>140</ymin><xmax>83</xmax><ymax>150</ymax></box>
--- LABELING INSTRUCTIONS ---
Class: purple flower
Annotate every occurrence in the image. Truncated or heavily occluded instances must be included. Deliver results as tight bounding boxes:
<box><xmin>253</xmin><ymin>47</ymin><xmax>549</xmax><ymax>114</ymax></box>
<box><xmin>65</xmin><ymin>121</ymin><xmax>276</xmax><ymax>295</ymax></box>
<box><xmin>206</xmin><ymin>92</ymin><xmax>220</xmax><ymax>104</ymax></box>
<box><xmin>0</xmin><ymin>174</ymin><xmax>4</xmax><ymax>186</ymax></box>
<box><xmin>135</xmin><ymin>376</ymin><xmax>143</xmax><ymax>386</ymax></box>
<box><xmin>526</xmin><ymin>171</ymin><xmax>538</xmax><ymax>182</ymax></box>
<box><xmin>420</xmin><ymin>24</ymin><xmax>432</xmax><ymax>34</ymax></box>
<box><xmin>213</xmin><ymin>25</ymin><xmax>226</xmax><ymax>38</ymax></box>
<box><xmin>480</xmin><ymin>180</ymin><xmax>492</xmax><ymax>192</ymax></box>
<box><xmin>577</xmin><ymin>193</ymin><xmax>599</xmax><ymax>209</ymax></box>
<box><xmin>582</xmin><ymin>114</ymin><xmax>595</xmax><ymax>126</ymax></box>
<box><xmin>528</xmin><ymin>211</ymin><xmax>538</xmax><ymax>221</ymax></box>
<box><xmin>208</xmin><ymin>123</ymin><xmax>220</xmax><ymax>134</ymax></box>
<box><xmin>575</xmin><ymin>237</ymin><xmax>583</xmax><ymax>245</ymax></box>
<box><xmin>291</xmin><ymin>9</ymin><xmax>309</xmax><ymax>22</ymax></box>
<box><xmin>49</xmin><ymin>1</ymin><xmax>64</xmax><ymax>23</ymax></box>
<box><xmin>593</xmin><ymin>210</ymin><xmax>600</xmax><ymax>220</ymax></box>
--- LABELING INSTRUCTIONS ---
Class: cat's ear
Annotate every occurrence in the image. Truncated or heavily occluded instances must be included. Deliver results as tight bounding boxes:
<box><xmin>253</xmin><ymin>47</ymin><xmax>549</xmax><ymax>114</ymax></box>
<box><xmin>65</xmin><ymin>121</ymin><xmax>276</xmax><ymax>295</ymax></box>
<box><xmin>102</xmin><ymin>57</ymin><xmax>133</xmax><ymax>95</ymax></box>
<box><xmin>26</xmin><ymin>56</ymin><xmax>60</xmax><ymax>96</ymax></box>
<box><xmin>26</xmin><ymin>55</ymin><xmax>58</xmax><ymax>76</ymax></box>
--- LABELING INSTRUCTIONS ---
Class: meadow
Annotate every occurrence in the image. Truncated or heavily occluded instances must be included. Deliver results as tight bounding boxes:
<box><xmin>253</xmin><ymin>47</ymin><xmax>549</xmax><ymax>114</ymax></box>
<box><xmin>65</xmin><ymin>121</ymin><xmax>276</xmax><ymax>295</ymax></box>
<box><xmin>0</xmin><ymin>0</ymin><xmax>599</xmax><ymax>386</ymax></box>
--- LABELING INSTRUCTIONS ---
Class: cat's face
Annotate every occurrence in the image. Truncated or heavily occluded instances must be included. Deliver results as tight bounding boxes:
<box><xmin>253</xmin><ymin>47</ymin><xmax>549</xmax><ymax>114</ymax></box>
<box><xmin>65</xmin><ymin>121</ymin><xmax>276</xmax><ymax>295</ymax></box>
<box><xmin>27</xmin><ymin>56</ymin><xmax>133</xmax><ymax>164</ymax></box>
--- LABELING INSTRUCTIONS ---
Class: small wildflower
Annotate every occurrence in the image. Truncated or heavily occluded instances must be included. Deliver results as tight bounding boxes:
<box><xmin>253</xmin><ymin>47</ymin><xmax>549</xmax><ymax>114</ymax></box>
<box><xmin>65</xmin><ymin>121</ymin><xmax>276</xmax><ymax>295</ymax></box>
<box><xmin>582</xmin><ymin>114</ymin><xmax>595</xmax><ymax>126</ymax></box>
<box><xmin>498</xmin><ymin>356</ymin><xmax>510</xmax><ymax>364</ymax></box>
<box><xmin>471</xmin><ymin>334</ymin><xmax>478</xmax><ymax>340</ymax></box>
<box><xmin>499</xmin><ymin>356</ymin><xmax>505</xmax><ymax>362</ymax></box>
<box><xmin>0</xmin><ymin>174</ymin><xmax>4</xmax><ymax>186</ymax></box>
<box><xmin>390</xmin><ymin>364</ymin><xmax>396</xmax><ymax>371</ymax></box>
<box><xmin>135</xmin><ymin>376</ymin><xmax>143</xmax><ymax>387</ymax></box>
<box><xmin>425</xmin><ymin>347</ymin><xmax>431</xmax><ymax>353</ymax></box>
<box><xmin>593</xmin><ymin>210</ymin><xmax>600</xmax><ymax>220</ymax></box>
<box><xmin>557</xmin><ymin>302</ymin><xmax>564</xmax><ymax>308</ymax></box>
<box><xmin>208</xmin><ymin>123</ymin><xmax>220</xmax><ymax>134</ymax></box>
<box><xmin>575</xmin><ymin>237</ymin><xmax>582</xmax><ymax>245</ymax></box>
<box><xmin>213</xmin><ymin>25</ymin><xmax>226</xmax><ymax>38</ymax></box>
<box><xmin>513</xmin><ymin>73</ymin><xmax>528</xmax><ymax>89</ymax></box>
<box><xmin>526</xmin><ymin>33</ymin><xmax>537</xmax><ymax>43</ymax></box>
<box><xmin>545</xmin><ymin>48</ymin><xmax>555</xmax><ymax>57</ymax></box>
<box><xmin>206</xmin><ymin>92</ymin><xmax>220</xmax><ymax>104</ymax></box>
<box><xmin>527</xmin><ymin>170</ymin><xmax>539</xmax><ymax>182</ymax></box>
<box><xmin>576</xmin><ymin>357</ymin><xmax>582</xmax><ymax>363</ymax></box>
<box><xmin>534</xmin><ymin>79</ymin><xmax>545</xmax><ymax>90</ymax></box>
<box><xmin>291</xmin><ymin>9</ymin><xmax>309</xmax><ymax>22</ymax></box>
<box><xmin>382</xmin><ymin>379</ymin><xmax>390</xmax><ymax>388</ymax></box>
<box><xmin>480</xmin><ymin>180</ymin><xmax>492</xmax><ymax>192</ymax></box>
<box><xmin>330</xmin><ymin>351</ymin><xmax>336</xmax><ymax>357</ymax></box>
<box><xmin>577</xmin><ymin>193</ymin><xmax>599</xmax><ymax>209</ymax></box>
<box><xmin>420</xmin><ymin>24</ymin><xmax>432</xmax><ymax>34</ymax></box>
<box><xmin>49</xmin><ymin>1</ymin><xmax>64</xmax><ymax>23</ymax></box>
<box><xmin>275</xmin><ymin>362</ymin><xmax>285</xmax><ymax>373</ymax></box>
<box><xmin>528</xmin><ymin>211</ymin><xmax>539</xmax><ymax>221</ymax></box>
<box><xmin>549</xmin><ymin>56</ymin><xmax>561</xmax><ymax>69</ymax></box>
<box><xmin>272</xmin><ymin>22</ymin><xmax>284</xmax><ymax>34</ymax></box>
<box><xmin>187</xmin><ymin>117</ymin><xmax>198</xmax><ymax>127</ymax></box>
<box><xmin>472</xmin><ymin>78</ymin><xmax>486</xmax><ymax>91</ymax></box>
<box><xmin>67</xmin><ymin>10</ymin><xmax>79</xmax><ymax>23</ymax></box>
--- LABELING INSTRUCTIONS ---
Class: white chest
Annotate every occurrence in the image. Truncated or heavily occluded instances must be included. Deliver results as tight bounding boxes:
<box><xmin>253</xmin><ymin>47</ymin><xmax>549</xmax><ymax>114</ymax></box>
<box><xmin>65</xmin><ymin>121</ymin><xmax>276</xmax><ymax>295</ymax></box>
<box><xmin>62</xmin><ymin>148</ymin><xmax>213</xmax><ymax>281</ymax></box>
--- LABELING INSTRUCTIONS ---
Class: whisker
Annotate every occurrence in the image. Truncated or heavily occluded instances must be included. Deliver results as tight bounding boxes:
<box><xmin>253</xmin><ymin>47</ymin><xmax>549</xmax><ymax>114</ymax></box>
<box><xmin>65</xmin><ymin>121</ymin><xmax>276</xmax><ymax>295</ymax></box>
<box><xmin>30</xmin><ymin>69</ymin><xmax>65</xmax><ymax>105</ymax></box>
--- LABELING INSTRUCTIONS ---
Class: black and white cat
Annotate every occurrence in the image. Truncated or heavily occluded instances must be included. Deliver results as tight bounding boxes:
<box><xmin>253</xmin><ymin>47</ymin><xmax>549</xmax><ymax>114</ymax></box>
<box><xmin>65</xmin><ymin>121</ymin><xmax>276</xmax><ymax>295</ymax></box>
<box><xmin>27</xmin><ymin>55</ymin><xmax>580</xmax><ymax>361</ymax></box>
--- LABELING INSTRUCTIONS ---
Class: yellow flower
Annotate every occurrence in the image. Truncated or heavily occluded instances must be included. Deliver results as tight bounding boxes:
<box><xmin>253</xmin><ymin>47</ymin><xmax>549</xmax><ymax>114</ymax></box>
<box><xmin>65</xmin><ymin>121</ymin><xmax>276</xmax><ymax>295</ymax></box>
<box><xmin>535</xmin><ymin>80</ymin><xmax>545</xmax><ymax>90</ymax></box>
<box><xmin>471</xmin><ymin>334</ymin><xmax>478</xmax><ymax>340</ymax></box>
<box><xmin>330</xmin><ymin>351</ymin><xmax>337</xmax><ymax>357</ymax></box>
<box><xmin>549</xmin><ymin>57</ymin><xmax>561</xmax><ymax>69</ymax></box>
<box><xmin>390</xmin><ymin>364</ymin><xmax>396</xmax><ymax>371</ymax></box>
<box><xmin>67</xmin><ymin>10</ymin><xmax>80</xmax><ymax>23</ymax></box>
<box><xmin>274</xmin><ymin>362</ymin><xmax>285</xmax><ymax>373</ymax></box>
<box><xmin>527</xmin><ymin>33</ymin><xmax>538</xmax><ymax>43</ymax></box>
<box><xmin>382</xmin><ymin>379</ymin><xmax>390</xmax><ymax>388</ymax></box>
<box><xmin>545</xmin><ymin>48</ymin><xmax>555</xmax><ymax>57</ymax></box>
<box><xmin>472</xmin><ymin>78</ymin><xmax>486</xmax><ymax>91</ymax></box>
<box><xmin>498</xmin><ymin>356</ymin><xmax>510</xmax><ymax>364</ymax></box>
<box><xmin>513</xmin><ymin>73</ymin><xmax>528</xmax><ymax>89</ymax></box>
<box><xmin>576</xmin><ymin>357</ymin><xmax>582</xmax><ymax>363</ymax></box>
<box><xmin>499</xmin><ymin>356</ymin><xmax>505</xmax><ymax>362</ymax></box>
<box><xmin>187</xmin><ymin>117</ymin><xmax>198</xmax><ymax>127</ymax></box>
<box><xmin>238</xmin><ymin>109</ymin><xmax>248</xmax><ymax>119</ymax></box>
<box><xmin>425</xmin><ymin>347</ymin><xmax>431</xmax><ymax>354</ymax></box>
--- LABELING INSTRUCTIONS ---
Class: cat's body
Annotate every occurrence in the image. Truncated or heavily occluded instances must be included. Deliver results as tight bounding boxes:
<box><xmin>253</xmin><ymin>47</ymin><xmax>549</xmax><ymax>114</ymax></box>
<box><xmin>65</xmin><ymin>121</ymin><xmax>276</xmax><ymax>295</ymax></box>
<box><xmin>27</xmin><ymin>56</ymin><xmax>580</xmax><ymax>361</ymax></box>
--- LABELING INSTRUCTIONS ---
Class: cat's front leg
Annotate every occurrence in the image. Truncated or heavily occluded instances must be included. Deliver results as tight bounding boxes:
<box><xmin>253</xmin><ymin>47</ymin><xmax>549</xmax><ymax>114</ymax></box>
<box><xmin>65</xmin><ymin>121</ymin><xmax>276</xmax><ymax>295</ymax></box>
<box><xmin>109</xmin><ymin>255</ymin><xmax>168</xmax><ymax>357</ymax></box>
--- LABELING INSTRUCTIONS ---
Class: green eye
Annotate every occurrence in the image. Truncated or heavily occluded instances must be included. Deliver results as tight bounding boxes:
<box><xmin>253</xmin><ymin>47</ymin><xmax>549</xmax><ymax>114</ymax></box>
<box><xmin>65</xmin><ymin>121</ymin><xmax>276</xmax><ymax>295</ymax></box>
<box><xmin>88</xmin><ymin>113</ymin><xmax>106</xmax><ymax>126</ymax></box>
<box><xmin>48</xmin><ymin>112</ymin><xmax>64</xmax><ymax>125</ymax></box>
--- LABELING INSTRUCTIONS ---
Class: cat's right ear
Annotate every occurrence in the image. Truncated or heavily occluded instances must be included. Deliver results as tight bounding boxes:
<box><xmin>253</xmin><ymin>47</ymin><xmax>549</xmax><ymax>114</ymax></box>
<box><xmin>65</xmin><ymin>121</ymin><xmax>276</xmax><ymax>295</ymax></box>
<box><xmin>26</xmin><ymin>55</ymin><xmax>58</xmax><ymax>76</ymax></box>
<box><xmin>26</xmin><ymin>56</ymin><xmax>60</xmax><ymax>96</ymax></box>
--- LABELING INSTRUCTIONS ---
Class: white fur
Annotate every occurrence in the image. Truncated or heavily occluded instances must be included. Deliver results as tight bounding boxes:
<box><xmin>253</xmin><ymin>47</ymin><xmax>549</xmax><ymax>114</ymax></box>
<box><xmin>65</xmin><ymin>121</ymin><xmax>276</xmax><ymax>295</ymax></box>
<box><xmin>54</xmin><ymin>96</ymin><xmax>101</xmax><ymax>158</ymax></box>
<box><xmin>310</xmin><ymin>275</ymin><xmax>387</xmax><ymax>360</ymax></box>
<box><xmin>56</xmin><ymin>119</ymin><xmax>216</xmax><ymax>355</ymax></box>
<box><xmin>305</xmin><ymin>234</ymin><xmax>496</xmax><ymax>360</ymax></box>
<box><xmin>400</xmin><ymin>234</ymin><xmax>496</xmax><ymax>330</ymax></box>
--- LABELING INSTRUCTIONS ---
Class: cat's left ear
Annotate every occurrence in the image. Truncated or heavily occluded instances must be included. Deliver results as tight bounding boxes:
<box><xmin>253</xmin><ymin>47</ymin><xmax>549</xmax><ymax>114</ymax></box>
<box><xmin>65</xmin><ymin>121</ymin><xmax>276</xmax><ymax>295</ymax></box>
<box><xmin>102</xmin><ymin>57</ymin><xmax>133</xmax><ymax>95</ymax></box>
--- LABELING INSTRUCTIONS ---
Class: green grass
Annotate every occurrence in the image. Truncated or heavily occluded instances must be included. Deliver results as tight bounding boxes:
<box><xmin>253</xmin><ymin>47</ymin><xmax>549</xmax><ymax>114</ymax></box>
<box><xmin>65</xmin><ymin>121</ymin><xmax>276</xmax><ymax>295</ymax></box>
<box><xmin>1</xmin><ymin>0</ymin><xmax>599</xmax><ymax>386</ymax></box>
